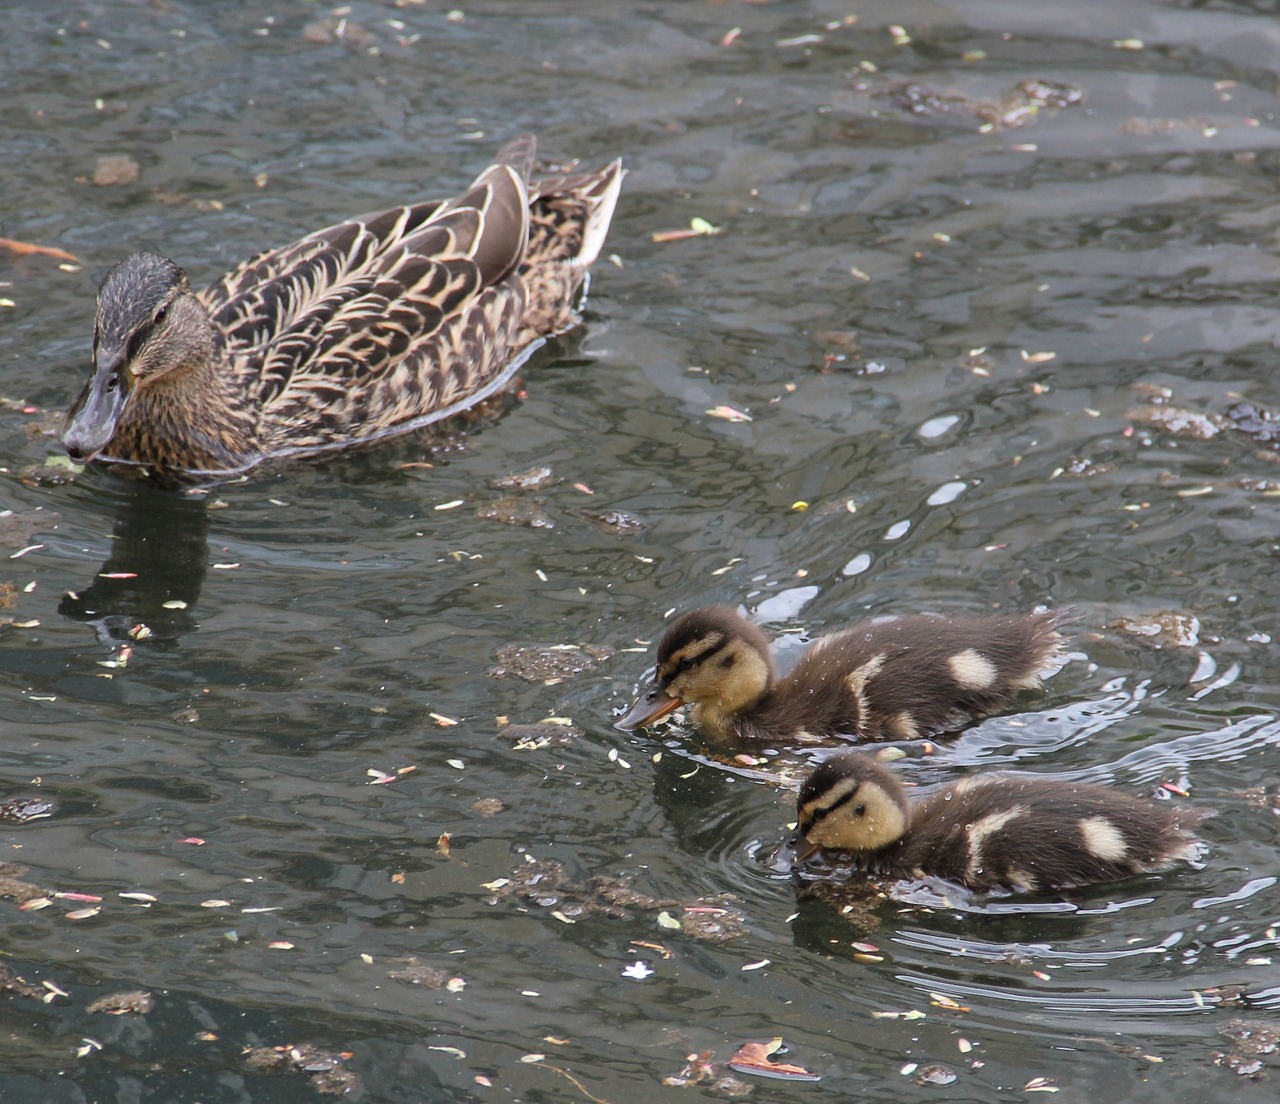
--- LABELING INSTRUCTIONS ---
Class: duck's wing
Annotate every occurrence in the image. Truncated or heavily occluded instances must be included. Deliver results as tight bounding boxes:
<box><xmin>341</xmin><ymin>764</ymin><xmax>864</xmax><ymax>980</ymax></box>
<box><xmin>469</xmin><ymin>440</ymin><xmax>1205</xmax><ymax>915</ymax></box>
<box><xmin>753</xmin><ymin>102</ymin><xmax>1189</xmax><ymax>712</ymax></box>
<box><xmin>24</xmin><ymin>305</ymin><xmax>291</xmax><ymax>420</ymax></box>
<box><xmin>196</xmin><ymin>153</ymin><xmax>536</xmax><ymax>444</ymax></box>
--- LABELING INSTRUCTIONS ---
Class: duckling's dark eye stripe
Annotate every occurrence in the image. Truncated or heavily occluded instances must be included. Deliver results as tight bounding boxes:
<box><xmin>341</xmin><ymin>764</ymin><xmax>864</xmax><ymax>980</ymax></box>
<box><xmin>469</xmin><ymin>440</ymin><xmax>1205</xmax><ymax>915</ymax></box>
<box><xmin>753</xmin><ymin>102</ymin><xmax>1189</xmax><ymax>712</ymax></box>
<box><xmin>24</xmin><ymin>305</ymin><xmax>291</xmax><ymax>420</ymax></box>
<box><xmin>803</xmin><ymin>778</ymin><xmax>863</xmax><ymax>828</ymax></box>
<box><xmin>660</xmin><ymin>637</ymin><xmax>729</xmax><ymax>684</ymax></box>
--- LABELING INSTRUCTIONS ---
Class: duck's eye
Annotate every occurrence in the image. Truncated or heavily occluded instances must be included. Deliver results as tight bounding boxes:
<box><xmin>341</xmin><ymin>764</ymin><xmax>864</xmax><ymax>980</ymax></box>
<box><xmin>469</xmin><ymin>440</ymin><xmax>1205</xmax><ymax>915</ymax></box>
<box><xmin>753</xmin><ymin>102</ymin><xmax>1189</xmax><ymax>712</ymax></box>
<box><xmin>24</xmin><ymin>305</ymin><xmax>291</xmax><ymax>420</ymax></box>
<box><xmin>153</xmin><ymin>303</ymin><xmax>169</xmax><ymax>326</ymax></box>
<box><xmin>676</xmin><ymin>656</ymin><xmax>694</xmax><ymax>674</ymax></box>
<box><xmin>854</xmin><ymin>804</ymin><xmax>866</xmax><ymax>818</ymax></box>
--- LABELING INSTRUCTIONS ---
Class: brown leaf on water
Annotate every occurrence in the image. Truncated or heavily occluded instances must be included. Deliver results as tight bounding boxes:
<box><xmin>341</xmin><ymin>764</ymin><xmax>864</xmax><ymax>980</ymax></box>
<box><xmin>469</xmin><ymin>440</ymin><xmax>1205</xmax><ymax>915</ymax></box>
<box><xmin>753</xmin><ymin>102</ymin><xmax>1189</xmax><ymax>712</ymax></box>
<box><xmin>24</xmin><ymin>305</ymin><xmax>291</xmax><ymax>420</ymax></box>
<box><xmin>727</xmin><ymin>1039</ymin><xmax>820</xmax><ymax>1082</ymax></box>
<box><xmin>0</xmin><ymin>238</ymin><xmax>80</xmax><ymax>264</ymax></box>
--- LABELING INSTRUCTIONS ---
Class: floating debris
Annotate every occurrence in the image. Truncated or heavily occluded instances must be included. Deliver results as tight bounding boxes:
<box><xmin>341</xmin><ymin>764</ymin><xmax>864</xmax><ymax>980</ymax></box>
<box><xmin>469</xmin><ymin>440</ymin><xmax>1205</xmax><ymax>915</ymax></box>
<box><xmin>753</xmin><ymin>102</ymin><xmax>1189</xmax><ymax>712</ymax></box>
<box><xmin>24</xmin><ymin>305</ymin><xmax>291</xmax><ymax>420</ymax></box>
<box><xmin>0</xmin><ymin>861</ymin><xmax>50</xmax><ymax>905</ymax></box>
<box><xmin>652</xmin><ymin>217</ymin><xmax>722</xmax><ymax>243</ymax></box>
<box><xmin>0</xmin><ymin>797</ymin><xmax>53</xmax><ymax>824</ymax></box>
<box><xmin>728</xmin><ymin>1039</ymin><xmax>820</xmax><ymax>1083</ymax></box>
<box><xmin>87</xmin><ymin>990</ymin><xmax>154</xmax><ymax>1015</ymax></box>
<box><xmin>497</xmin><ymin>721</ymin><xmax>582</xmax><ymax>750</ymax></box>
<box><xmin>1110</xmin><ymin>612</ymin><xmax>1200</xmax><ymax>648</ymax></box>
<box><xmin>486</xmin><ymin>858</ymin><xmax>747</xmax><ymax>938</ymax></box>
<box><xmin>302</xmin><ymin>15</ymin><xmax>374</xmax><ymax>47</ymax></box>
<box><xmin>385</xmin><ymin>958</ymin><xmax>460</xmax><ymax>989</ymax></box>
<box><xmin>1127</xmin><ymin>405</ymin><xmax>1221</xmax><ymax>440</ymax></box>
<box><xmin>856</xmin><ymin>74</ymin><xmax>1082</xmax><ymax>130</ymax></box>
<box><xmin>0</xmin><ymin>237</ymin><xmax>80</xmax><ymax>263</ymax></box>
<box><xmin>490</xmin><ymin>465</ymin><xmax>556</xmax><ymax>491</ymax></box>
<box><xmin>92</xmin><ymin>155</ymin><xmax>139</xmax><ymax>186</ymax></box>
<box><xmin>583</xmin><ymin>509</ymin><xmax>646</xmax><ymax>536</ymax></box>
<box><xmin>0</xmin><ymin>962</ymin><xmax>46</xmax><ymax>1000</ymax></box>
<box><xmin>488</xmin><ymin>643</ymin><xmax>612</xmax><ymax>682</ymax></box>
<box><xmin>0</xmin><ymin>510</ymin><xmax>59</xmax><ymax>549</ymax></box>
<box><xmin>244</xmin><ymin>1043</ymin><xmax>359</xmax><ymax>1096</ymax></box>
<box><xmin>476</xmin><ymin>496</ymin><xmax>554</xmax><ymax>528</ymax></box>
<box><xmin>680</xmin><ymin>906</ymin><xmax>749</xmax><ymax>944</ymax></box>
<box><xmin>1226</xmin><ymin>401</ymin><xmax>1280</xmax><ymax>445</ymax></box>
<box><xmin>914</xmin><ymin>1063</ymin><xmax>957</xmax><ymax>1086</ymax></box>
<box><xmin>1218</xmin><ymin>1019</ymin><xmax>1280</xmax><ymax>1056</ymax></box>
<box><xmin>705</xmin><ymin>404</ymin><xmax>752</xmax><ymax>423</ymax></box>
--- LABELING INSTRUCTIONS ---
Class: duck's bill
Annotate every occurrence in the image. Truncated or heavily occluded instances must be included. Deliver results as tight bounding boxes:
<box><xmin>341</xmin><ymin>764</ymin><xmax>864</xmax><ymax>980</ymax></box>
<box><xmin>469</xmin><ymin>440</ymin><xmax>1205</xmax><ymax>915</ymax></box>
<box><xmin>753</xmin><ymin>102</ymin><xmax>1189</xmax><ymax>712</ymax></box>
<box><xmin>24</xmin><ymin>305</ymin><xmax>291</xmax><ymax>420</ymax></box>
<box><xmin>789</xmin><ymin>832</ymin><xmax>822</xmax><ymax>864</ymax></box>
<box><xmin>62</xmin><ymin>359</ymin><xmax>131</xmax><ymax>463</ymax></box>
<box><xmin>615</xmin><ymin>685</ymin><xmax>683</xmax><ymax>731</ymax></box>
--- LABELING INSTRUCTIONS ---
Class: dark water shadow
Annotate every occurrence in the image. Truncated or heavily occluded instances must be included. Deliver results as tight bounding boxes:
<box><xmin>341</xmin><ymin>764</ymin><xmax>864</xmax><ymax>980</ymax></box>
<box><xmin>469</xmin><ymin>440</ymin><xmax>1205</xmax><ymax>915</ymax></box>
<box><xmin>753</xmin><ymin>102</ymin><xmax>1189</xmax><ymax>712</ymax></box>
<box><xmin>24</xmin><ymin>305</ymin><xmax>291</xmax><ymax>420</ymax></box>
<box><xmin>58</xmin><ymin>483</ymin><xmax>209</xmax><ymax>648</ymax></box>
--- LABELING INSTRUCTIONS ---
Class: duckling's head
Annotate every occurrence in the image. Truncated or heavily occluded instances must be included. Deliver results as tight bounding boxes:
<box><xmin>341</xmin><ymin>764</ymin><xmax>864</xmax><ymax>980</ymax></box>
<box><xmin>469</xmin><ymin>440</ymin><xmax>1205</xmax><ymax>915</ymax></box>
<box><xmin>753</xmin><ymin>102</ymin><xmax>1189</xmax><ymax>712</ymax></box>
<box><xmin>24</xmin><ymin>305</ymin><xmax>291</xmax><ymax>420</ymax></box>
<box><xmin>795</xmin><ymin>752</ymin><xmax>910</xmax><ymax>860</ymax></box>
<box><xmin>616</xmin><ymin>606</ymin><xmax>774</xmax><ymax>734</ymax></box>
<box><xmin>63</xmin><ymin>253</ymin><xmax>214</xmax><ymax>462</ymax></box>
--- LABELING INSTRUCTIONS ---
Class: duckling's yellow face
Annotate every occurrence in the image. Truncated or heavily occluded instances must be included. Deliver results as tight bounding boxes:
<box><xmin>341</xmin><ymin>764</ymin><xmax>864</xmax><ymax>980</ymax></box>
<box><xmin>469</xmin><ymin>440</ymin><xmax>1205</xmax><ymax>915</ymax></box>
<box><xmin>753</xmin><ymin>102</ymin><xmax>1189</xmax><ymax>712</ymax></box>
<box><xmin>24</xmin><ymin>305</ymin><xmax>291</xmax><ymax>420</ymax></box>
<box><xmin>797</xmin><ymin>756</ymin><xmax>909</xmax><ymax>855</ymax></box>
<box><xmin>657</xmin><ymin>628</ymin><xmax>771</xmax><ymax>717</ymax></box>
<box><xmin>616</xmin><ymin>606</ymin><xmax>773</xmax><ymax>733</ymax></box>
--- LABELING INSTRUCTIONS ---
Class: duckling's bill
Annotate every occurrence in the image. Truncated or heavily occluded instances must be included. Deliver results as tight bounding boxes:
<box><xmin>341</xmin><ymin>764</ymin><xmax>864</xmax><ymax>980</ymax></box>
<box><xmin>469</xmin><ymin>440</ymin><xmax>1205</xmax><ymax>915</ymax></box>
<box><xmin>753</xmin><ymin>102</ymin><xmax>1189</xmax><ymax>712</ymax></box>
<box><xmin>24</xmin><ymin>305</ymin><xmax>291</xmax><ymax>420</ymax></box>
<box><xmin>616</xmin><ymin>684</ymin><xmax>683</xmax><ymax>731</ymax></box>
<box><xmin>790</xmin><ymin>833</ymin><xmax>823</xmax><ymax>864</ymax></box>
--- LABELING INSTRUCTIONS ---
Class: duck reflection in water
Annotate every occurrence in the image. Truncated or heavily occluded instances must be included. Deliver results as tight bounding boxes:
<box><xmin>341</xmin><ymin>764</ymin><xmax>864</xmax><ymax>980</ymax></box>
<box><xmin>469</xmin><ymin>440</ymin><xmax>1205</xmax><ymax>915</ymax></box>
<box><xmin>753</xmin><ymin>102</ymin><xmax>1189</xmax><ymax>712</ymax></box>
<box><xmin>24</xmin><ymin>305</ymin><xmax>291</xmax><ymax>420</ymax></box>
<box><xmin>59</xmin><ymin>483</ymin><xmax>209</xmax><ymax>647</ymax></box>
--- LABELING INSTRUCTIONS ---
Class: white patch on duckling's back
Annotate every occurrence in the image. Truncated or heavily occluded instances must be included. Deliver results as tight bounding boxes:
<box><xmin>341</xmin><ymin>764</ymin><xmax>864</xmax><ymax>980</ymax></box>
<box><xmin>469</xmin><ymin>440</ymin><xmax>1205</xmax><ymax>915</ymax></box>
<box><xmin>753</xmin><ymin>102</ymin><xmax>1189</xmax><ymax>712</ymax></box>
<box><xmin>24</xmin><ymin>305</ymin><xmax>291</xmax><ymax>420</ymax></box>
<box><xmin>948</xmin><ymin>648</ymin><xmax>999</xmax><ymax>690</ymax></box>
<box><xmin>890</xmin><ymin>710</ymin><xmax>920</xmax><ymax>740</ymax></box>
<box><xmin>964</xmin><ymin>805</ymin><xmax>1027</xmax><ymax>882</ymax></box>
<box><xmin>1079</xmin><ymin>815</ymin><xmax>1128</xmax><ymax>861</ymax></box>
<box><xmin>845</xmin><ymin>653</ymin><xmax>886</xmax><ymax>719</ymax></box>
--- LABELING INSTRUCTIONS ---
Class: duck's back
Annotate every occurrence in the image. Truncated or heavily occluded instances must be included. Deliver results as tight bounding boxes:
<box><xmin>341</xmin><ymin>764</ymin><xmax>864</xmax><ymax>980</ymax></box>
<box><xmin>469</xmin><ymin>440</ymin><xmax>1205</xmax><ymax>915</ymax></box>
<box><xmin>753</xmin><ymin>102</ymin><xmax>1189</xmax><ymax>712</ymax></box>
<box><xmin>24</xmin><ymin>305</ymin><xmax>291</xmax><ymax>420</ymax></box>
<box><xmin>900</xmin><ymin>775</ymin><xmax>1204</xmax><ymax>892</ymax></box>
<box><xmin>757</xmin><ymin>611</ymin><xmax>1062</xmax><ymax>742</ymax></box>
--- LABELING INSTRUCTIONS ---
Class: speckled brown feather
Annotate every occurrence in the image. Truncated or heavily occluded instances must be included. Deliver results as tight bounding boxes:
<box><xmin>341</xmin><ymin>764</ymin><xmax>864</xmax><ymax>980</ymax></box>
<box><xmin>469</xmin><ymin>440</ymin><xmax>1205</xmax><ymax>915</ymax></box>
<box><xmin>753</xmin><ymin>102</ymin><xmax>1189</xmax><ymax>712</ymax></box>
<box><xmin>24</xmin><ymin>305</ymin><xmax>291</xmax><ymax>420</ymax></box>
<box><xmin>64</xmin><ymin>136</ymin><xmax>623</xmax><ymax>474</ymax></box>
<box><xmin>624</xmin><ymin>605</ymin><xmax>1066</xmax><ymax>746</ymax></box>
<box><xmin>797</xmin><ymin>752</ymin><xmax>1206</xmax><ymax>892</ymax></box>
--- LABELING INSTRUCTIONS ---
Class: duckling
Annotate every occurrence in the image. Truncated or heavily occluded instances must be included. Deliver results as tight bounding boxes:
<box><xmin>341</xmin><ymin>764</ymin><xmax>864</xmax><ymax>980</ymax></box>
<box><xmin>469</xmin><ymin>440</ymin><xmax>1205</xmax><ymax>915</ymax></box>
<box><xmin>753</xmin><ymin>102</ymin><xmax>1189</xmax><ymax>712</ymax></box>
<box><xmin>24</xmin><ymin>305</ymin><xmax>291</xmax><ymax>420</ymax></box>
<box><xmin>616</xmin><ymin>605</ymin><xmax>1065</xmax><ymax>745</ymax></box>
<box><xmin>61</xmin><ymin>135</ymin><xmax>623</xmax><ymax>475</ymax></box>
<box><xmin>795</xmin><ymin>751</ymin><xmax>1205</xmax><ymax>892</ymax></box>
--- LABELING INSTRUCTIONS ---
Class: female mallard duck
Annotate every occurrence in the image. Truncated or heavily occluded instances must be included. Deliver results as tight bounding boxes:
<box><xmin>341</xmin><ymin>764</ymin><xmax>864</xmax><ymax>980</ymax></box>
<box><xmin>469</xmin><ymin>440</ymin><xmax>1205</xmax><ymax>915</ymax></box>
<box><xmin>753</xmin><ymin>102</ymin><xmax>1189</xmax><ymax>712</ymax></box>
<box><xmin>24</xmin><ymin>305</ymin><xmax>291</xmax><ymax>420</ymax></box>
<box><xmin>617</xmin><ymin>604</ymin><xmax>1065</xmax><ymax>745</ymax></box>
<box><xmin>795</xmin><ymin>751</ymin><xmax>1205</xmax><ymax>892</ymax></box>
<box><xmin>61</xmin><ymin>135</ymin><xmax>623</xmax><ymax>475</ymax></box>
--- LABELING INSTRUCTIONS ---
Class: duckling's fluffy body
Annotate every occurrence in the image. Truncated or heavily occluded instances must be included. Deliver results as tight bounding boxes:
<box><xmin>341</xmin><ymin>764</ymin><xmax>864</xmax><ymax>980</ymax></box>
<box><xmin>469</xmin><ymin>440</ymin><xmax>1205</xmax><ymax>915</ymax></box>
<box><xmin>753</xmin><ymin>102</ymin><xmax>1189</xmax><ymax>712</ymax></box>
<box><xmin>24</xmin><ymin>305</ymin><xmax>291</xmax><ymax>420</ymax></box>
<box><xmin>797</xmin><ymin>752</ymin><xmax>1205</xmax><ymax>892</ymax></box>
<box><xmin>62</xmin><ymin>135</ymin><xmax>622</xmax><ymax>475</ymax></box>
<box><xmin>618</xmin><ymin>605</ymin><xmax>1065</xmax><ymax>745</ymax></box>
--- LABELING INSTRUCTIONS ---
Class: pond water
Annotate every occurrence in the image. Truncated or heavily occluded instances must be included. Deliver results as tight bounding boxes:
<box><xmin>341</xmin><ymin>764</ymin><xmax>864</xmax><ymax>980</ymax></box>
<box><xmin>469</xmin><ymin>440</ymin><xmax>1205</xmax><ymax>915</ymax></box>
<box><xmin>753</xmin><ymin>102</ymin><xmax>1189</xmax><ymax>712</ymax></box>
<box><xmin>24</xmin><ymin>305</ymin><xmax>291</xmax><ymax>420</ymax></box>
<box><xmin>3</xmin><ymin>0</ymin><xmax>1280</xmax><ymax>1100</ymax></box>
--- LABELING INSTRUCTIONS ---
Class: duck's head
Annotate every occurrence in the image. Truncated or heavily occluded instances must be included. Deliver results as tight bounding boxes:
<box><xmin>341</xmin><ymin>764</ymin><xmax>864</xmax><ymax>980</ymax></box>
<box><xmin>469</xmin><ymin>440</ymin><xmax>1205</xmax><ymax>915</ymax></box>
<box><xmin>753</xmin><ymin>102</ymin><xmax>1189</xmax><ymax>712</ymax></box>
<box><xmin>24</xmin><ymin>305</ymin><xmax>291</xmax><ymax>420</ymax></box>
<box><xmin>794</xmin><ymin>752</ymin><xmax>909</xmax><ymax>861</ymax></box>
<box><xmin>63</xmin><ymin>253</ymin><xmax>212</xmax><ymax>463</ymax></box>
<box><xmin>616</xmin><ymin>605</ymin><xmax>773</xmax><ymax>732</ymax></box>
